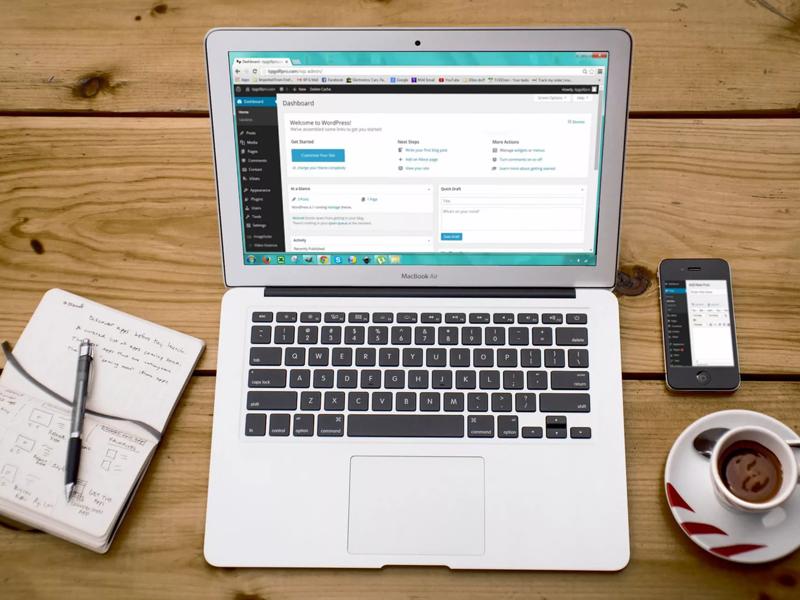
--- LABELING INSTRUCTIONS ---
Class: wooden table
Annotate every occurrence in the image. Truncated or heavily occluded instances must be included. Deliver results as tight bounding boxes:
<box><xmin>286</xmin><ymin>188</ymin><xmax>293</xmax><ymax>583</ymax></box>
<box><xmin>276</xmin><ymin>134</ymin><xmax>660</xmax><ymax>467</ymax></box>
<box><xmin>1</xmin><ymin>1</ymin><xmax>799</xmax><ymax>598</ymax></box>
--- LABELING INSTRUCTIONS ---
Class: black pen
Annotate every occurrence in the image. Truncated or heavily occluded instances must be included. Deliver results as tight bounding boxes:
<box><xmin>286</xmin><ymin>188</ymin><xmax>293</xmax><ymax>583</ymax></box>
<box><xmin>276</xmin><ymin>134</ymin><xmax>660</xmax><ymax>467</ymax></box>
<box><xmin>65</xmin><ymin>339</ymin><xmax>93</xmax><ymax>501</ymax></box>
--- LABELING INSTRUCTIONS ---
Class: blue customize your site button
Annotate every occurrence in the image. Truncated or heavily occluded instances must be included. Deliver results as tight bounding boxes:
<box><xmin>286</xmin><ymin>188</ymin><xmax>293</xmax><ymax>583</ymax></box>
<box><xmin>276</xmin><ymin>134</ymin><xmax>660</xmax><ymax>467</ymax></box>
<box><xmin>291</xmin><ymin>149</ymin><xmax>345</xmax><ymax>162</ymax></box>
<box><xmin>440</xmin><ymin>232</ymin><xmax>463</xmax><ymax>241</ymax></box>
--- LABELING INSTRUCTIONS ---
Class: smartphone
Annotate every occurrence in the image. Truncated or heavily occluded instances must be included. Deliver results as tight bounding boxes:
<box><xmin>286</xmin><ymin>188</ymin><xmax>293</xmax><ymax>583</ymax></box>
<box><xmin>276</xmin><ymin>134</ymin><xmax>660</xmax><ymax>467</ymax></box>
<box><xmin>658</xmin><ymin>259</ymin><xmax>740</xmax><ymax>391</ymax></box>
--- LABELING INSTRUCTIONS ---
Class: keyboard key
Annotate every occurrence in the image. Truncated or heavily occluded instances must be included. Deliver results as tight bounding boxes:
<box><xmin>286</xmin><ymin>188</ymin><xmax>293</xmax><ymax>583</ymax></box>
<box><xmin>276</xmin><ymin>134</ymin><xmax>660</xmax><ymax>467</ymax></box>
<box><xmin>385</xmin><ymin>370</ymin><xmax>405</xmax><ymax>388</ymax></box>
<box><xmin>396</xmin><ymin>392</ymin><xmax>417</xmax><ymax>411</ymax></box>
<box><xmin>493</xmin><ymin>313</ymin><xmax>514</xmax><ymax>324</ymax></box>
<box><xmin>293</xmin><ymin>414</ymin><xmax>314</xmax><ymax>436</ymax></box>
<box><xmin>269</xmin><ymin>414</ymin><xmax>291</xmax><ymax>436</ymax></box>
<box><xmin>546</xmin><ymin>415</ymin><xmax>568</xmax><ymax>427</ymax></box>
<box><xmin>570</xmin><ymin>426</ymin><xmax>592</xmax><ymax>439</ymax></box>
<box><xmin>251</xmin><ymin>325</ymin><xmax>272</xmax><ymax>344</ymax></box>
<box><xmin>438</xmin><ymin>327</ymin><xmax>459</xmax><ymax>345</ymax></box>
<box><xmin>324</xmin><ymin>312</ymin><xmax>345</xmax><ymax>323</ymax></box>
<box><xmin>479</xmin><ymin>370</ymin><xmax>500</xmax><ymax>390</ymax></box>
<box><xmin>426</xmin><ymin>348</ymin><xmax>447</xmax><ymax>367</ymax></box>
<box><xmin>469</xmin><ymin>313</ymin><xmax>490</xmax><ymax>324</ymax></box>
<box><xmin>461</xmin><ymin>327</ymin><xmax>482</xmax><ymax>345</ymax></box>
<box><xmin>502</xmin><ymin>370</ymin><xmax>524</xmax><ymax>390</ymax></box>
<box><xmin>403</xmin><ymin>348</ymin><xmax>422</xmax><ymax>367</ymax></box>
<box><xmin>532</xmin><ymin>327</ymin><xmax>553</xmax><ymax>346</ymax></box>
<box><xmin>324</xmin><ymin>391</ymin><xmax>345</xmax><ymax>411</ymax></box>
<box><xmin>248</xmin><ymin>369</ymin><xmax>287</xmax><ymax>388</ymax></box>
<box><xmin>371</xmin><ymin>392</ymin><xmax>393</xmax><ymax>411</ymax></box>
<box><xmin>551</xmin><ymin>371</ymin><xmax>590</xmax><ymax>390</ymax></box>
<box><xmin>312</xmin><ymin>369</ymin><xmax>334</xmax><ymax>388</ymax></box>
<box><xmin>300</xmin><ymin>312</ymin><xmax>321</xmax><ymax>323</ymax></box>
<box><xmin>274</xmin><ymin>326</ymin><xmax>295</xmax><ymax>344</ymax></box>
<box><xmin>467</xmin><ymin>415</ymin><xmax>494</xmax><ymax>438</ymax></box>
<box><xmin>252</xmin><ymin>311</ymin><xmax>273</xmax><ymax>323</ymax></box>
<box><xmin>522</xmin><ymin>426</ymin><xmax>543</xmax><ymax>438</ymax></box>
<box><xmin>348</xmin><ymin>414</ymin><xmax>465</xmax><ymax>438</ymax></box>
<box><xmin>414</xmin><ymin>326</ymin><xmax>435</xmax><ymax>345</ymax></box>
<box><xmin>397</xmin><ymin>312</ymin><xmax>418</xmax><ymax>323</ymax></box>
<box><xmin>566</xmin><ymin>313</ymin><xmax>588</xmax><ymax>325</ymax></box>
<box><xmin>300</xmin><ymin>391</ymin><xmax>321</xmax><ymax>411</ymax></box>
<box><xmin>298</xmin><ymin>326</ymin><xmax>318</xmax><ymax>344</ymax></box>
<box><xmin>497</xmin><ymin>415</ymin><xmax>519</xmax><ymax>437</ymax></box>
<box><xmin>360</xmin><ymin>369</ymin><xmax>381</xmax><ymax>389</ymax></box>
<box><xmin>544</xmin><ymin>349</ymin><xmax>565</xmax><ymax>368</ymax></box>
<box><xmin>378</xmin><ymin>348</ymin><xmax>399</xmax><ymax>367</ymax></box>
<box><xmin>421</xmin><ymin>312</ymin><xmax>442</xmax><ymax>323</ymax></box>
<box><xmin>526</xmin><ymin>371</ymin><xmax>548</xmax><ymax>390</ymax></box>
<box><xmin>444</xmin><ymin>392</ymin><xmax>465</xmax><ymax>412</ymax></box>
<box><xmin>345</xmin><ymin>326</ymin><xmax>365</xmax><ymax>344</ymax></box>
<box><xmin>473</xmin><ymin>348</ymin><xmax>493</xmax><ymax>367</ymax></box>
<box><xmin>508</xmin><ymin>327</ymin><xmax>529</xmax><ymax>346</ymax></box>
<box><xmin>540</xmin><ymin>393</ymin><xmax>591</xmax><ymax>413</ymax></box>
<box><xmin>491</xmin><ymin>393</ymin><xmax>512</xmax><ymax>412</ymax></box>
<box><xmin>520</xmin><ymin>349</ymin><xmax>542</xmax><ymax>368</ymax></box>
<box><xmin>348</xmin><ymin>392</ymin><xmax>369</xmax><ymax>411</ymax></box>
<box><xmin>336</xmin><ymin>370</ymin><xmax>357</xmax><ymax>388</ymax></box>
<box><xmin>249</xmin><ymin>347</ymin><xmax>281</xmax><ymax>366</ymax></box>
<box><xmin>546</xmin><ymin>415</ymin><xmax>568</xmax><ymax>439</ymax></box>
<box><xmin>368</xmin><ymin>326</ymin><xmax>388</xmax><ymax>345</ymax></box>
<box><xmin>542</xmin><ymin>313</ymin><xmax>563</xmax><ymax>324</ymax></box>
<box><xmin>391</xmin><ymin>326</ymin><xmax>412</xmax><ymax>345</ymax></box>
<box><xmin>285</xmin><ymin>347</ymin><xmax>305</xmax><ymax>366</ymax></box>
<box><xmin>568</xmin><ymin>349</ymin><xmax>590</xmax><ymax>368</ymax></box>
<box><xmin>321</xmin><ymin>326</ymin><xmax>342</xmax><ymax>344</ymax></box>
<box><xmin>450</xmin><ymin>348</ymin><xmax>470</xmax><ymax>367</ymax></box>
<box><xmin>373</xmin><ymin>312</ymin><xmax>393</xmax><ymax>323</ymax></box>
<box><xmin>515</xmin><ymin>393</ymin><xmax>536</xmax><ymax>412</ymax></box>
<box><xmin>484</xmin><ymin>327</ymin><xmax>505</xmax><ymax>345</ymax></box>
<box><xmin>276</xmin><ymin>312</ymin><xmax>297</xmax><ymax>323</ymax></box>
<box><xmin>517</xmin><ymin>313</ymin><xmax>538</xmax><ymax>324</ymax></box>
<box><xmin>547</xmin><ymin>427</ymin><xmax>568</xmax><ymax>439</ymax></box>
<box><xmin>356</xmin><ymin>348</ymin><xmax>377</xmax><ymax>366</ymax></box>
<box><xmin>318</xmin><ymin>414</ymin><xmax>344</xmax><ymax>436</ymax></box>
<box><xmin>408</xmin><ymin>370</ymin><xmax>429</xmax><ymax>389</ymax></box>
<box><xmin>431</xmin><ymin>370</ymin><xmax>453</xmax><ymax>389</ymax></box>
<box><xmin>348</xmin><ymin>312</ymin><xmax>369</xmax><ymax>323</ymax></box>
<box><xmin>445</xmin><ymin>313</ymin><xmax>466</xmax><ymax>324</ymax></box>
<box><xmin>245</xmin><ymin>413</ymin><xmax>266</xmax><ymax>436</ymax></box>
<box><xmin>555</xmin><ymin>327</ymin><xmax>588</xmax><ymax>346</ymax></box>
<box><xmin>497</xmin><ymin>349</ymin><xmax>517</xmax><ymax>367</ymax></box>
<box><xmin>332</xmin><ymin>347</ymin><xmax>352</xmax><ymax>366</ymax></box>
<box><xmin>289</xmin><ymin>369</ymin><xmax>310</xmax><ymax>388</ymax></box>
<box><xmin>308</xmin><ymin>348</ymin><xmax>329</xmax><ymax>366</ymax></box>
<box><xmin>467</xmin><ymin>392</ymin><xmax>488</xmax><ymax>412</ymax></box>
<box><xmin>247</xmin><ymin>391</ymin><xmax>298</xmax><ymax>411</ymax></box>
<box><xmin>420</xmin><ymin>392</ymin><xmax>441</xmax><ymax>411</ymax></box>
<box><xmin>455</xmin><ymin>370</ymin><xmax>476</xmax><ymax>389</ymax></box>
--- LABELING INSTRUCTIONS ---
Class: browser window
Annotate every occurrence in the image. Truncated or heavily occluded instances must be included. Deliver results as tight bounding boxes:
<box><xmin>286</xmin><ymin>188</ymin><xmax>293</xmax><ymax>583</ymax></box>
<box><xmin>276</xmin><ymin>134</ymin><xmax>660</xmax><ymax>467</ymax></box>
<box><xmin>229</xmin><ymin>51</ymin><xmax>609</xmax><ymax>267</ymax></box>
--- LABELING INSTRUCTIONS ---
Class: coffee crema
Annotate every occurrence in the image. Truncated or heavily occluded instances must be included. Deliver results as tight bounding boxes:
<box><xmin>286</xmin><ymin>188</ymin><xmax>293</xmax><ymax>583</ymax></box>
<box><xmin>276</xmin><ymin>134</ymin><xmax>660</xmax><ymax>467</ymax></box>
<box><xmin>719</xmin><ymin>440</ymin><xmax>783</xmax><ymax>503</ymax></box>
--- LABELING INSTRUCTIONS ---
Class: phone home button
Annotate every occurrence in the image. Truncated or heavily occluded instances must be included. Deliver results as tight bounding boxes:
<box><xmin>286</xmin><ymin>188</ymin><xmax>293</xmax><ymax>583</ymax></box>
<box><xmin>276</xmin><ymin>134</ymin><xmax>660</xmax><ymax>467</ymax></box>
<box><xmin>696</xmin><ymin>370</ymin><xmax>711</xmax><ymax>385</ymax></box>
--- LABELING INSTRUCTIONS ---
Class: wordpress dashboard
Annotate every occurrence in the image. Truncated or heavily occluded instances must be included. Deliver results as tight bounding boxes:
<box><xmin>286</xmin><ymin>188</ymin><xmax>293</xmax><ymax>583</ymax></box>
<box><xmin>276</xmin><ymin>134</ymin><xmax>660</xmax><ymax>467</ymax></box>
<box><xmin>230</xmin><ymin>52</ymin><xmax>609</xmax><ymax>266</ymax></box>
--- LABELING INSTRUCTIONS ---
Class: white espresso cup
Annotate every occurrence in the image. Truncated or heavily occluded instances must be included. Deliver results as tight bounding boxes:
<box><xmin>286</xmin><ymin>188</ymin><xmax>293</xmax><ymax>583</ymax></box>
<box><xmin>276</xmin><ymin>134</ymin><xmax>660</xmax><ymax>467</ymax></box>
<box><xmin>711</xmin><ymin>426</ymin><xmax>800</xmax><ymax>513</ymax></box>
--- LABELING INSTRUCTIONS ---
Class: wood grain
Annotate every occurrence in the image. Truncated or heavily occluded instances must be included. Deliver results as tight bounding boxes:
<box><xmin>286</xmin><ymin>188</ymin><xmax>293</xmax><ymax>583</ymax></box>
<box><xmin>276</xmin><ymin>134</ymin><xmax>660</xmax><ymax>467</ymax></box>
<box><xmin>1</xmin><ymin>116</ymin><xmax>798</xmax><ymax>374</ymax></box>
<box><xmin>1</xmin><ymin>377</ymin><xmax>799</xmax><ymax>599</ymax></box>
<box><xmin>2</xmin><ymin>0</ymin><xmax>800</xmax><ymax>114</ymax></box>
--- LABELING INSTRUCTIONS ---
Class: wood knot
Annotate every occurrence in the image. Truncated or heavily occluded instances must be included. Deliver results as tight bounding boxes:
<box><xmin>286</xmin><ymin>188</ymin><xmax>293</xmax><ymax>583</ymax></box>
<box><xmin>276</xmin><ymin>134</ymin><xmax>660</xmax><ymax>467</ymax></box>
<box><xmin>777</xmin><ymin>573</ymin><xmax>797</xmax><ymax>587</ymax></box>
<box><xmin>614</xmin><ymin>265</ymin><xmax>653</xmax><ymax>296</ymax></box>
<box><xmin>29</xmin><ymin>239</ymin><xmax>44</xmax><ymax>254</ymax></box>
<box><xmin>72</xmin><ymin>72</ymin><xmax>121</xmax><ymax>99</ymax></box>
<box><xmin>150</xmin><ymin>3</ymin><xmax>168</xmax><ymax>15</ymax></box>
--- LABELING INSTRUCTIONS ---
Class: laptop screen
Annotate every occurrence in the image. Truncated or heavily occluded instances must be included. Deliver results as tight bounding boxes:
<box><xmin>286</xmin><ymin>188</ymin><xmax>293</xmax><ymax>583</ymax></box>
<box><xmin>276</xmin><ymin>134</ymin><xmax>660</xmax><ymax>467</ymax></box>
<box><xmin>228</xmin><ymin>51</ymin><xmax>609</xmax><ymax>268</ymax></box>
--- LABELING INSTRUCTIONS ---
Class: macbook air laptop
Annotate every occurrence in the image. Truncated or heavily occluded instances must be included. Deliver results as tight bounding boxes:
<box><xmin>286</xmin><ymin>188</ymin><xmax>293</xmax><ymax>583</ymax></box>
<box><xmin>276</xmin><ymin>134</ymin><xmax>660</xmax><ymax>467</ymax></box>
<box><xmin>203</xmin><ymin>28</ymin><xmax>632</xmax><ymax>570</ymax></box>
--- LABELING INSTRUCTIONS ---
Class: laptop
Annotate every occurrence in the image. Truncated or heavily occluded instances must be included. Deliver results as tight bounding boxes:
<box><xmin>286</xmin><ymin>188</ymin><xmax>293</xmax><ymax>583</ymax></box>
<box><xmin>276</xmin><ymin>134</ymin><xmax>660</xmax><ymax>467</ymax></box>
<box><xmin>203</xmin><ymin>28</ymin><xmax>632</xmax><ymax>570</ymax></box>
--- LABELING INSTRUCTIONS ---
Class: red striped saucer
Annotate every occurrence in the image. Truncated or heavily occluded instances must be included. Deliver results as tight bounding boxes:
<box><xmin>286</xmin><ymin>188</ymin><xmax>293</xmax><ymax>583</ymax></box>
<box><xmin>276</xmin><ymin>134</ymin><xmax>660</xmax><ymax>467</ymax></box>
<box><xmin>665</xmin><ymin>409</ymin><xmax>800</xmax><ymax>564</ymax></box>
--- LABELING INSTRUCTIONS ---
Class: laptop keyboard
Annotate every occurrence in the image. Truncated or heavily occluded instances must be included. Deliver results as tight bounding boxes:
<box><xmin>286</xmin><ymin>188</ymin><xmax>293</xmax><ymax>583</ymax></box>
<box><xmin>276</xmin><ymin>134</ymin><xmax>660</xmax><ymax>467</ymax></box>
<box><xmin>243</xmin><ymin>310</ymin><xmax>591</xmax><ymax>440</ymax></box>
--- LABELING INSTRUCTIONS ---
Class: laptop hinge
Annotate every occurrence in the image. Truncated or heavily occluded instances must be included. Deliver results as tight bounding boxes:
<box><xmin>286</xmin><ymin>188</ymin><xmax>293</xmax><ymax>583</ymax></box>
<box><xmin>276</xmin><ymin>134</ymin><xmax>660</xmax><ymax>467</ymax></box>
<box><xmin>263</xmin><ymin>287</ymin><xmax>576</xmax><ymax>299</ymax></box>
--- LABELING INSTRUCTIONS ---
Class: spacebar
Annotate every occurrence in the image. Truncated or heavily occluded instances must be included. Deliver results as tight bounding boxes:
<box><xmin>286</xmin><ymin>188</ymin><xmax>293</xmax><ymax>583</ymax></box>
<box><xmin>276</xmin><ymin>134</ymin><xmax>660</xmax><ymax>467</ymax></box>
<box><xmin>347</xmin><ymin>415</ymin><xmax>464</xmax><ymax>438</ymax></box>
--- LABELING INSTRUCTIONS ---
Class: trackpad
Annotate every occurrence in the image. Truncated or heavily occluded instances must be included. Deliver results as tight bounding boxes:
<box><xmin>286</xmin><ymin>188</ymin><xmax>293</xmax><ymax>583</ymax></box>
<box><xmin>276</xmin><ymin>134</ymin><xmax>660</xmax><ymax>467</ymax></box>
<box><xmin>347</xmin><ymin>456</ymin><xmax>485</xmax><ymax>556</ymax></box>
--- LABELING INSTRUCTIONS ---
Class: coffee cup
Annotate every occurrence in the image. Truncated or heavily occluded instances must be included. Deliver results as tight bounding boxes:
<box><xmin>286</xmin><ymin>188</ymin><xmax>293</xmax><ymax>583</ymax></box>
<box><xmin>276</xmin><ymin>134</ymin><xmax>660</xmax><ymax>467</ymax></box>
<box><xmin>710</xmin><ymin>426</ymin><xmax>799</xmax><ymax>513</ymax></box>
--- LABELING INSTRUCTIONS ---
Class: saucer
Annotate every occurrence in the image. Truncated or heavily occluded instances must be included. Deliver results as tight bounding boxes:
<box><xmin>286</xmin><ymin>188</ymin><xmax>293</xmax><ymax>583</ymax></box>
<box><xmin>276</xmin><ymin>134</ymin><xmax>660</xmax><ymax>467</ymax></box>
<box><xmin>665</xmin><ymin>409</ymin><xmax>800</xmax><ymax>563</ymax></box>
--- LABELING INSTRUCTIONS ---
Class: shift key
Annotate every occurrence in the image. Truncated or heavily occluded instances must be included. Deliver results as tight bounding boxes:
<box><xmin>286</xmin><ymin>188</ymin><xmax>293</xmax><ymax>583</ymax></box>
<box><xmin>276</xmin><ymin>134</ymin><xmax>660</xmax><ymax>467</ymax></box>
<box><xmin>539</xmin><ymin>393</ymin><xmax>591</xmax><ymax>413</ymax></box>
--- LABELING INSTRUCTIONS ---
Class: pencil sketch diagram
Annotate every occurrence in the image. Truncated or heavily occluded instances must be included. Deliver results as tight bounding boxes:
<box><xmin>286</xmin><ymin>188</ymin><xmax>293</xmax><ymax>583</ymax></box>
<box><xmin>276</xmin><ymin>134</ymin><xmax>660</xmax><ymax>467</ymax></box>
<box><xmin>72</xmin><ymin>480</ymin><xmax>87</xmax><ymax>501</ymax></box>
<box><xmin>29</xmin><ymin>407</ymin><xmax>54</xmax><ymax>428</ymax></box>
<box><xmin>14</xmin><ymin>434</ymin><xmax>35</xmax><ymax>453</ymax></box>
<box><xmin>0</xmin><ymin>463</ymin><xmax>17</xmax><ymax>484</ymax></box>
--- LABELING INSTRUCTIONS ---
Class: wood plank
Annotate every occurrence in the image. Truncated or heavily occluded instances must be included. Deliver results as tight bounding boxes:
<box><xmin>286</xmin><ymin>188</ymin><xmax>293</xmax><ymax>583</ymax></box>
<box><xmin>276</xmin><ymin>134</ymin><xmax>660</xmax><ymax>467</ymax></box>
<box><xmin>2</xmin><ymin>0</ymin><xmax>800</xmax><ymax>114</ymax></box>
<box><xmin>0</xmin><ymin>117</ymin><xmax>798</xmax><ymax>374</ymax></box>
<box><xmin>1</xmin><ymin>378</ymin><xmax>798</xmax><ymax>598</ymax></box>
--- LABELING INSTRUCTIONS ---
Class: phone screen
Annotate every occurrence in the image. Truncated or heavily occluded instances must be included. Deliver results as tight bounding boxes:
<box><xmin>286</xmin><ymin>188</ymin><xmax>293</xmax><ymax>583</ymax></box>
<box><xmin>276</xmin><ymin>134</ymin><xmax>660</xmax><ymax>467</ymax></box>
<box><xmin>662</xmin><ymin>279</ymin><xmax>734</xmax><ymax>367</ymax></box>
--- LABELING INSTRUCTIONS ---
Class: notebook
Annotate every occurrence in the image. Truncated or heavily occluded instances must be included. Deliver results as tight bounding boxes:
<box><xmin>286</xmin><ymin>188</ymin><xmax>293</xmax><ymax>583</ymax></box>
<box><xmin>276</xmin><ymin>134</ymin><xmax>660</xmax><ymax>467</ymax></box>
<box><xmin>0</xmin><ymin>289</ymin><xmax>204</xmax><ymax>552</ymax></box>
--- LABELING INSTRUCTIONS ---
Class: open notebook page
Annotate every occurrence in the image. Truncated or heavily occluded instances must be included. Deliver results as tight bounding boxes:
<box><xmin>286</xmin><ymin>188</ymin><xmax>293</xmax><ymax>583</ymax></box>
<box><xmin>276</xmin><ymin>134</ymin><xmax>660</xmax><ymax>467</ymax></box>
<box><xmin>1</xmin><ymin>288</ymin><xmax>204</xmax><ymax>433</ymax></box>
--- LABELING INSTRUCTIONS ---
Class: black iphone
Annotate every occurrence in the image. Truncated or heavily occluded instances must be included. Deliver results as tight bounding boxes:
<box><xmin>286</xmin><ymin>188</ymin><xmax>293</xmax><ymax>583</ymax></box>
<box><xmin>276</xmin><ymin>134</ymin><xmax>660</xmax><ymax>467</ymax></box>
<box><xmin>659</xmin><ymin>259</ymin><xmax>740</xmax><ymax>391</ymax></box>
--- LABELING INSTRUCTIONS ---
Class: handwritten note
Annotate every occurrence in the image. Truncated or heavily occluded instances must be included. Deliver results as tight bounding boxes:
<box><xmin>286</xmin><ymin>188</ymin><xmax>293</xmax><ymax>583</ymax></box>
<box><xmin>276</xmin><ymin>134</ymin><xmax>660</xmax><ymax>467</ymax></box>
<box><xmin>1</xmin><ymin>289</ymin><xmax>204</xmax><ymax>432</ymax></box>
<box><xmin>0</xmin><ymin>385</ymin><xmax>156</xmax><ymax>539</ymax></box>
